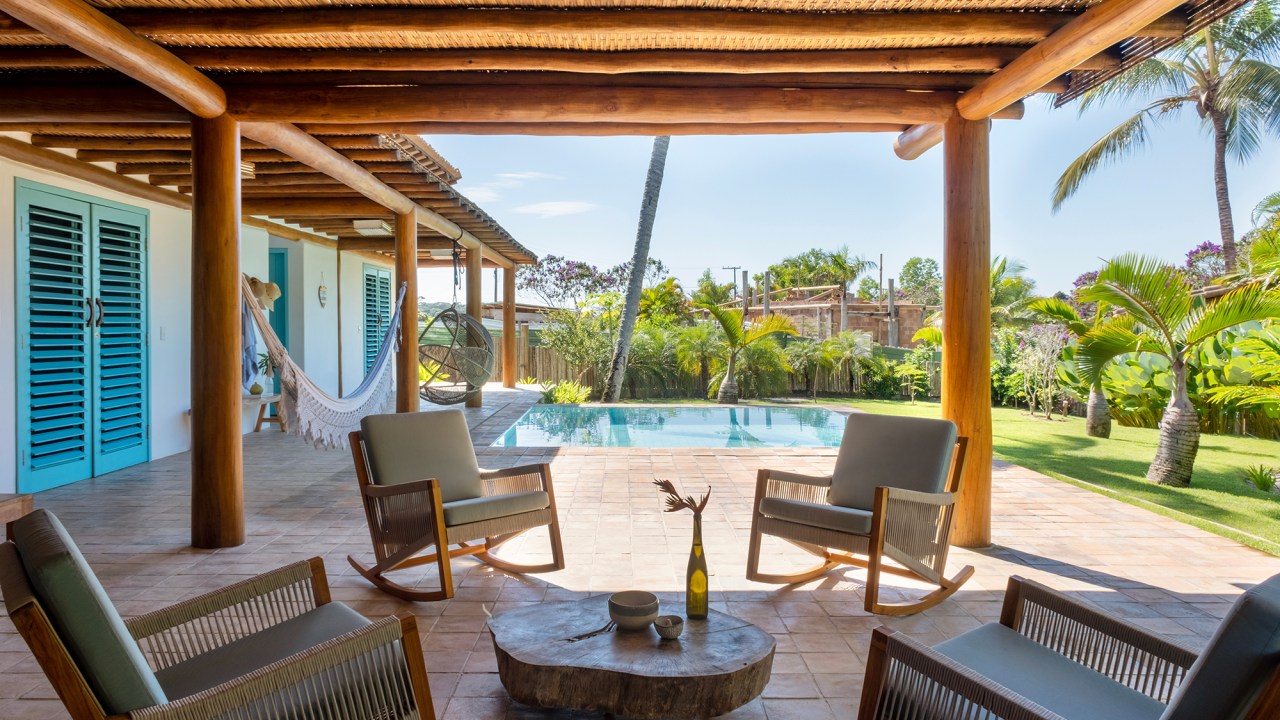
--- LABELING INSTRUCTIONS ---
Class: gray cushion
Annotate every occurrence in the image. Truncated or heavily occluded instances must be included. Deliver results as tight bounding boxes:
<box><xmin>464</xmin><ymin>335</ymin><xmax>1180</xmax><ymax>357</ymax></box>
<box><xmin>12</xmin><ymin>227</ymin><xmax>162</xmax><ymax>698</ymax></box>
<box><xmin>155</xmin><ymin>602</ymin><xmax>371</xmax><ymax>700</ymax></box>
<box><xmin>1162</xmin><ymin>572</ymin><xmax>1280</xmax><ymax>720</ymax></box>
<box><xmin>935</xmin><ymin>623</ymin><xmax>1166</xmax><ymax>720</ymax></box>
<box><xmin>759</xmin><ymin>497</ymin><xmax>873</xmax><ymax>535</ymax></box>
<box><xmin>829</xmin><ymin>413</ymin><xmax>957</xmax><ymax>511</ymax></box>
<box><xmin>11</xmin><ymin>509</ymin><xmax>167</xmax><ymax>715</ymax></box>
<box><xmin>360</xmin><ymin>410</ymin><xmax>484</xmax><ymax>503</ymax></box>
<box><xmin>443</xmin><ymin>491</ymin><xmax>550</xmax><ymax>528</ymax></box>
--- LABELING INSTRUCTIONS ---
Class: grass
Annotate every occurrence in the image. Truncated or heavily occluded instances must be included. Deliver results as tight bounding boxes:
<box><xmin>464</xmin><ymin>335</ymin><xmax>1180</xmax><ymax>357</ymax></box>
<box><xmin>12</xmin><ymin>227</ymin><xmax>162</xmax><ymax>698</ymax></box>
<box><xmin>827</xmin><ymin>398</ymin><xmax>1280</xmax><ymax>555</ymax></box>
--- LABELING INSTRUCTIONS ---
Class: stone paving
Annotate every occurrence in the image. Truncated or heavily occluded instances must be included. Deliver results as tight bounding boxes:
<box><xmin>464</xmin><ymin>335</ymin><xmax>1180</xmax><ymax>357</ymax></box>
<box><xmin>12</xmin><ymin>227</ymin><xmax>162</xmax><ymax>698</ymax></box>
<box><xmin>2</xmin><ymin>386</ymin><xmax>1278</xmax><ymax>719</ymax></box>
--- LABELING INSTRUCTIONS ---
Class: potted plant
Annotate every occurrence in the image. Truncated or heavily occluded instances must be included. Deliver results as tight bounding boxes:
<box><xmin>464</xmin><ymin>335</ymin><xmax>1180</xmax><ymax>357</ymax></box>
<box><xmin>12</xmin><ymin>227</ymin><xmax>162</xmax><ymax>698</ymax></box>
<box><xmin>250</xmin><ymin>352</ymin><xmax>275</xmax><ymax>396</ymax></box>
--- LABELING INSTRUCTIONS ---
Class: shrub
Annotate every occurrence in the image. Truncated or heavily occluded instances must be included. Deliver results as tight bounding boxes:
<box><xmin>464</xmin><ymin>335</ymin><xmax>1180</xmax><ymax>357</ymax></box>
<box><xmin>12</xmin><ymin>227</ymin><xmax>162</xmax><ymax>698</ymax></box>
<box><xmin>1243</xmin><ymin>465</ymin><xmax>1278</xmax><ymax>493</ymax></box>
<box><xmin>541</xmin><ymin>380</ymin><xmax>592</xmax><ymax>405</ymax></box>
<box><xmin>857</xmin><ymin>355</ymin><xmax>900</xmax><ymax>399</ymax></box>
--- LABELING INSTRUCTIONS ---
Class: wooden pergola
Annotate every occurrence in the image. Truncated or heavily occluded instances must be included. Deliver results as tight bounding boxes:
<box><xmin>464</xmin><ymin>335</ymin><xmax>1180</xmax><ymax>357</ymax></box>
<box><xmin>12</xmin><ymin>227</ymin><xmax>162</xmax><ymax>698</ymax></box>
<box><xmin>0</xmin><ymin>0</ymin><xmax>1243</xmax><ymax>549</ymax></box>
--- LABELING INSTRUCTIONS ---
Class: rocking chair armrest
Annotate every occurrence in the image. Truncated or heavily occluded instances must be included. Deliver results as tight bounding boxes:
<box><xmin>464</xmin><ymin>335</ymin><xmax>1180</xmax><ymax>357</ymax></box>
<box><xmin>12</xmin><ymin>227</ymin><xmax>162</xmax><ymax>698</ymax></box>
<box><xmin>481</xmin><ymin>463</ymin><xmax>551</xmax><ymax>496</ymax></box>
<box><xmin>757</xmin><ymin>469</ymin><xmax>833</xmax><ymax>508</ymax></box>
<box><xmin>361</xmin><ymin>478</ymin><xmax>437</xmax><ymax>499</ymax></box>
<box><xmin>761</xmin><ymin>469</ymin><xmax>833</xmax><ymax>489</ymax></box>
<box><xmin>879</xmin><ymin>486</ymin><xmax>955</xmax><ymax>508</ymax></box>
<box><xmin>1000</xmin><ymin>577</ymin><xmax>1199</xmax><ymax>701</ymax></box>
<box><xmin>859</xmin><ymin>627</ymin><xmax>1067</xmax><ymax>720</ymax></box>
<box><xmin>127</xmin><ymin>559</ymin><xmax>330</xmax><ymax>669</ymax></box>
<box><xmin>129</xmin><ymin>614</ymin><xmax>432</xmax><ymax>720</ymax></box>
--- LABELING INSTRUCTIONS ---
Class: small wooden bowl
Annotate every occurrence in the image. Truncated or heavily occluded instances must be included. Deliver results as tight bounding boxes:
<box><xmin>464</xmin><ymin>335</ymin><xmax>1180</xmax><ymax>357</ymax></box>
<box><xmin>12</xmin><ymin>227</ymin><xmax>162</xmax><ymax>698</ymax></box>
<box><xmin>654</xmin><ymin>615</ymin><xmax>684</xmax><ymax>640</ymax></box>
<box><xmin>608</xmin><ymin>590</ymin><xmax>660</xmax><ymax>631</ymax></box>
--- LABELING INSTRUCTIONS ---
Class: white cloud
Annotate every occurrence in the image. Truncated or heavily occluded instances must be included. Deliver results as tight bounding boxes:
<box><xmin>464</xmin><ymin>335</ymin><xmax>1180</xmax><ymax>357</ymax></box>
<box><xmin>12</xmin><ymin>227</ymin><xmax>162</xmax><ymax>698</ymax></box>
<box><xmin>462</xmin><ymin>186</ymin><xmax>501</xmax><ymax>203</ymax></box>
<box><xmin>513</xmin><ymin>201</ymin><xmax>597</xmax><ymax>219</ymax></box>
<box><xmin>496</xmin><ymin>171</ymin><xmax>563</xmax><ymax>183</ymax></box>
<box><xmin>458</xmin><ymin>170</ymin><xmax>564</xmax><ymax>204</ymax></box>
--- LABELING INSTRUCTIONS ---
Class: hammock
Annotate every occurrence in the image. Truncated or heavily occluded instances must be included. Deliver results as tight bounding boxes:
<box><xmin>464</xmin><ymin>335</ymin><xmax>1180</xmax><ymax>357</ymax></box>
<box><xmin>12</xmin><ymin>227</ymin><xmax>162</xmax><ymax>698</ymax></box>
<box><xmin>241</xmin><ymin>274</ymin><xmax>406</xmax><ymax>450</ymax></box>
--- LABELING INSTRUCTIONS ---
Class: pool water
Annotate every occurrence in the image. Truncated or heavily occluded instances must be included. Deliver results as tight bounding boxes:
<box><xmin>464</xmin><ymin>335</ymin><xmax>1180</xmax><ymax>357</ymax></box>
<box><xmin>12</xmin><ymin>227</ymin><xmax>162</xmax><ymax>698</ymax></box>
<box><xmin>493</xmin><ymin>405</ymin><xmax>846</xmax><ymax>448</ymax></box>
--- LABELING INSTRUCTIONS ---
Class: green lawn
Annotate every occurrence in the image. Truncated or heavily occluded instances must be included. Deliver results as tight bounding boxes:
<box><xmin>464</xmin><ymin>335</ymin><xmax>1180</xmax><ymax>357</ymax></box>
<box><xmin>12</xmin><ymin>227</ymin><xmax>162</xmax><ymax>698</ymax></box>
<box><xmin>827</xmin><ymin>398</ymin><xmax>1280</xmax><ymax>555</ymax></box>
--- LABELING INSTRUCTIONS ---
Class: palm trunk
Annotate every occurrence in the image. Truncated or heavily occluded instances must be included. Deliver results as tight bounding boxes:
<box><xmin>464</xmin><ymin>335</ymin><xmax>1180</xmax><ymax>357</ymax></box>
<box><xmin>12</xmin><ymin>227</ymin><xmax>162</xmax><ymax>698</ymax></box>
<box><xmin>602</xmin><ymin>136</ymin><xmax>671</xmax><ymax>402</ymax></box>
<box><xmin>718</xmin><ymin>352</ymin><xmax>740</xmax><ymax>404</ymax></box>
<box><xmin>1210</xmin><ymin>108</ymin><xmax>1238</xmax><ymax>273</ymax></box>
<box><xmin>1146</xmin><ymin>360</ymin><xmax>1200</xmax><ymax>487</ymax></box>
<box><xmin>699</xmin><ymin>359</ymin><xmax>709</xmax><ymax>398</ymax></box>
<box><xmin>1086</xmin><ymin>381</ymin><xmax>1112</xmax><ymax>438</ymax></box>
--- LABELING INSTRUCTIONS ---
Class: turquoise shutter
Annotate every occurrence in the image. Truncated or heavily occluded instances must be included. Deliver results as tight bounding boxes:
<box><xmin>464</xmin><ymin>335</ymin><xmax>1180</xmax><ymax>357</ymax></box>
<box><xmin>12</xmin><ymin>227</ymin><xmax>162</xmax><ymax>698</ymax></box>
<box><xmin>16</xmin><ymin>189</ymin><xmax>95</xmax><ymax>492</ymax></box>
<box><xmin>91</xmin><ymin>206</ymin><xmax>150</xmax><ymax>474</ymax></box>
<box><xmin>363</xmin><ymin>266</ymin><xmax>392</xmax><ymax>371</ymax></box>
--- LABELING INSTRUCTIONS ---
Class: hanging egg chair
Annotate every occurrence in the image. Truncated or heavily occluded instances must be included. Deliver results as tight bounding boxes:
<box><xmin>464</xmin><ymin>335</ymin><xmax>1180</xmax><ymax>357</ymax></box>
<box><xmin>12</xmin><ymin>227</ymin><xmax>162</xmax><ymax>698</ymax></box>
<box><xmin>419</xmin><ymin>305</ymin><xmax>495</xmax><ymax>405</ymax></box>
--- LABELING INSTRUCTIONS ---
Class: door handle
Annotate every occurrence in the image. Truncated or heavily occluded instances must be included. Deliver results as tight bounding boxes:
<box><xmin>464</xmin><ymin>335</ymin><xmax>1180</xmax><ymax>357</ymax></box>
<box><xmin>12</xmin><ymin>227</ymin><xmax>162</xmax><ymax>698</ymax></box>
<box><xmin>85</xmin><ymin>298</ymin><xmax>95</xmax><ymax>327</ymax></box>
<box><xmin>95</xmin><ymin>298</ymin><xmax>105</xmax><ymax>328</ymax></box>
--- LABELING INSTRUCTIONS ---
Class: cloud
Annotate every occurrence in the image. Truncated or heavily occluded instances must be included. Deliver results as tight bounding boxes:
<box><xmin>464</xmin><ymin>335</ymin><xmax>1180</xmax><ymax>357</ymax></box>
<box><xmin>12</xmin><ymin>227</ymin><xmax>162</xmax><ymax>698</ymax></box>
<box><xmin>458</xmin><ymin>170</ymin><xmax>565</xmax><ymax>204</ymax></box>
<box><xmin>513</xmin><ymin>201</ymin><xmax>597</xmax><ymax>219</ymax></box>
<box><xmin>463</xmin><ymin>187</ymin><xmax>501</xmax><ymax>203</ymax></box>
<box><xmin>496</xmin><ymin>171</ymin><xmax>563</xmax><ymax>183</ymax></box>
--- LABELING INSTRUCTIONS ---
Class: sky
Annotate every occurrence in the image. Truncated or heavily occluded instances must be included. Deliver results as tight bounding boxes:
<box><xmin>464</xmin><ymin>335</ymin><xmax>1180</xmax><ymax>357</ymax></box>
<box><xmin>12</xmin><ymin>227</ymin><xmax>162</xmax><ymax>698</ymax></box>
<box><xmin>419</xmin><ymin>97</ymin><xmax>1280</xmax><ymax>305</ymax></box>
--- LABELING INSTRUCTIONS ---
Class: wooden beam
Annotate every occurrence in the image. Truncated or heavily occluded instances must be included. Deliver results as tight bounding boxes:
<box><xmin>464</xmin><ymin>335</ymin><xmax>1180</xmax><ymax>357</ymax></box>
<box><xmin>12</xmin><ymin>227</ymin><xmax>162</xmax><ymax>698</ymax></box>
<box><xmin>31</xmin><ymin>135</ymin><xmax>259</xmax><ymax>150</ymax></box>
<box><xmin>395</xmin><ymin>211</ymin><xmax>420</xmax><ymax>414</ymax></box>
<box><xmin>241</xmin><ymin>198</ymin><xmax>390</xmax><ymax>217</ymax></box>
<box><xmin>309</xmin><ymin>121</ymin><xmax>913</xmax><ymax>136</ymax></box>
<box><xmin>0</xmin><ymin>136</ymin><xmax>191</xmax><ymax>209</ymax></box>
<box><xmin>465</xmin><ymin>247</ymin><xmax>484</xmax><ymax>409</ymax></box>
<box><xmin>942</xmin><ymin>115</ymin><xmax>992</xmax><ymax>549</ymax></box>
<box><xmin>893</xmin><ymin>124</ymin><xmax>944</xmax><ymax>161</ymax></box>
<box><xmin>230</xmin><ymin>86</ymin><xmax>962</xmax><ymax>125</ymax></box>
<box><xmin>503</xmin><ymin>267</ymin><xmax>517</xmax><ymax>389</ymax></box>
<box><xmin>189</xmin><ymin>114</ymin><xmax>243</xmax><ymax>549</ymax></box>
<box><xmin>958</xmin><ymin>0</ymin><xmax>1186</xmax><ymax>120</ymax></box>
<box><xmin>0</xmin><ymin>85</ymin><xmax>188</xmax><ymax>121</ymax></box>
<box><xmin>338</xmin><ymin>237</ymin><xmax>480</xmax><ymax>252</ymax></box>
<box><xmin>0</xmin><ymin>8</ymin><xmax>1185</xmax><ymax>43</ymax></box>
<box><xmin>0</xmin><ymin>122</ymin><xmax>193</xmax><ymax>137</ymax></box>
<box><xmin>0</xmin><ymin>0</ymin><xmax>225</xmax><ymax>117</ymax></box>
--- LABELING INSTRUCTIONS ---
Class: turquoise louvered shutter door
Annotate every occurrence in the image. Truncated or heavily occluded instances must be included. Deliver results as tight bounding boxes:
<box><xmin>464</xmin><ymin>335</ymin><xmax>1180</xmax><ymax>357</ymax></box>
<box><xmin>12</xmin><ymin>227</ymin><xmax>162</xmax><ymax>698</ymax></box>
<box><xmin>364</xmin><ymin>266</ymin><xmax>392</xmax><ymax>371</ymax></box>
<box><xmin>16</xmin><ymin>189</ymin><xmax>95</xmax><ymax>492</ymax></box>
<box><xmin>91</xmin><ymin>205</ymin><xmax>150</xmax><ymax>475</ymax></box>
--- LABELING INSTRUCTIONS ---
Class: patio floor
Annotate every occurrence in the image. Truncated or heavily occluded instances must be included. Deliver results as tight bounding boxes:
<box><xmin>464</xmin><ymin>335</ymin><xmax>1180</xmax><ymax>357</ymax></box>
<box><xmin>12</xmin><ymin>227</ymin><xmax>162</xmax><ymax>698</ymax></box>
<box><xmin>3</xmin><ymin>386</ymin><xmax>1278</xmax><ymax>719</ymax></box>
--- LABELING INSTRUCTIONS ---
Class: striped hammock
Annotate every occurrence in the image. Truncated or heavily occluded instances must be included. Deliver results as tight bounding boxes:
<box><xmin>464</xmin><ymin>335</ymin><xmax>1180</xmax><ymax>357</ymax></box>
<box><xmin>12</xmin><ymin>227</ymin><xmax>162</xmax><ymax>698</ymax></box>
<box><xmin>241</xmin><ymin>274</ymin><xmax>405</xmax><ymax>450</ymax></box>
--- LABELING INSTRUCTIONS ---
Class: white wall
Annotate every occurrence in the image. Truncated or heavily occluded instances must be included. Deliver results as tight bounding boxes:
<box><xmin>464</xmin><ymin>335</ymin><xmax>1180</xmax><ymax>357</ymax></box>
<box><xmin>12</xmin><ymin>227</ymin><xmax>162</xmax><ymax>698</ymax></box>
<box><xmin>0</xmin><ymin>151</ymin><xmax>315</xmax><ymax>493</ymax></box>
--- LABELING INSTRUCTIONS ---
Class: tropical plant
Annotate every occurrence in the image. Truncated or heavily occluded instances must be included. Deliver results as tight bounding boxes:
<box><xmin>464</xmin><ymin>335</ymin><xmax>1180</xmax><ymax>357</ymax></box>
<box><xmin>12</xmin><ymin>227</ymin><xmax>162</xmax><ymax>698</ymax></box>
<box><xmin>604</xmin><ymin>135</ymin><xmax>672</xmax><ymax>403</ymax></box>
<box><xmin>824</xmin><ymin>330</ymin><xmax>875</xmax><ymax>392</ymax></box>
<box><xmin>1074</xmin><ymin>253</ymin><xmax>1280</xmax><ymax>486</ymax></box>
<box><xmin>1028</xmin><ymin>296</ymin><xmax>1113</xmax><ymax>437</ymax></box>
<box><xmin>1014</xmin><ymin>324</ymin><xmax>1072</xmax><ymax>419</ymax></box>
<box><xmin>540</xmin><ymin>292</ymin><xmax>621</xmax><ymax>385</ymax></box>
<box><xmin>638</xmin><ymin>276</ymin><xmax>691</xmax><ymax>326</ymax></box>
<box><xmin>1202</xmin><ymin>327</ymin><xmax>1280</xmax><ymax>409</ymax></box>
<box><xmin>1242</xmin><ymin>464</ymin><xmax>1278</xmax><ymax>492</ymax></box>
<box><xmin>858</xmin><ymin>353</ymin><xmax>903</xmax><ymax>399</ymax></box>
<box><xmin>783</xmin><ymin>339</ymin><xmax>833</xmax><ymax>399</ymax></box>
<box><xmin>990</xmin><ymin>257</ymin><xmax>1037</xmax><ymax>329</ymax></box>
<box><xmin>761</xmin><ymin>246</ymin><xmax>875</xmax><ymax>291</ymax></box>
<box><xmin>991</xmin><ymin>329</ymin><xmax>1026</xmax><ymax>407</ymax></box>
<box><xmin>894</xmin><ymin>362</ymin><xmax>929</xmax><ymax>404</ymax></box>
<box><xmin>855</xmin><ymin>276</ymin><xmax>882</xmax><ymax>302</ymax></box>
<box><xmin>540</xmin><ymin>380</ymin><xmax>592</xmax><ymax>404</ymax></box>
<box><xmin>691</xmin><ymin>268</ymin><xmax>735</xmax><ymax>306</ymax></box>
<box><xmin>1053</xmin><ymin>0</ymin><xmax>1280</xmax><ymax>272</ymax></box>
<box><xmin>727</xmin><ymin>338</ymin><xmax>792</xmax><ymax>400</ymax></box>
<box><xmin>699</xmin><ymin>303</ymin><xmax>797</xmax><ymax>403</ymax></box>
<box><xmin>675</xmin><ymin>322</ymin><xmax>722</xmax><ymax>398</ymax></box>
<box><xmin>899</xmin><ymin>256</ymin><xmax>942</xmax><ymax>306</ymax></box>
<box><xmin>625</xmin><ymin>321</ymin><xmax>682</xmax><ymax>399</ymax></box>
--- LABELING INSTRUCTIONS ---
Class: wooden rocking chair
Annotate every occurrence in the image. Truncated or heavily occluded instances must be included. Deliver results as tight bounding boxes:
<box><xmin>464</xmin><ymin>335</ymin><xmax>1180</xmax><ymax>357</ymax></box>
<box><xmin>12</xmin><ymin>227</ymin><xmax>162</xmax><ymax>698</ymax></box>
<box><xmin>747</xmin><ymin>412</ymin><xmax>972</xmax><ymax>615</ymax></box>
<box><xmin>349</xmin><ymin>409</ymin><xmax>565</xmax><ymax>602</ymax></box>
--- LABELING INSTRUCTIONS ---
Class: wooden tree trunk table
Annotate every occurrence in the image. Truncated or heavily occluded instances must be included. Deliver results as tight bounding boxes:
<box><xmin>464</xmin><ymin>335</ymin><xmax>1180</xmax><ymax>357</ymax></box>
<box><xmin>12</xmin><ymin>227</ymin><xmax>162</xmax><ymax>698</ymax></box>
<box><xmin>489</xmin><ymin>596</ymin><xmax>775</xmax><ymax>719</ymax></box>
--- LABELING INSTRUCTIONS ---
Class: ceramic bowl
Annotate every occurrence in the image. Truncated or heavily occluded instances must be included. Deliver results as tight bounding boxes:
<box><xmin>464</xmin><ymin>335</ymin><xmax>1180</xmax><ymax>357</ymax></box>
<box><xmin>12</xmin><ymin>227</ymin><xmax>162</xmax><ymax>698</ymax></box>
<box><xmin>653</xmin><ymin>614</ymin><xmax>684</xmax><ymax>640</ymax></box>
<box><xmin>608</xmin><ymin>590</ymin><xmax>660</xmax><ymax>631</ymax></box>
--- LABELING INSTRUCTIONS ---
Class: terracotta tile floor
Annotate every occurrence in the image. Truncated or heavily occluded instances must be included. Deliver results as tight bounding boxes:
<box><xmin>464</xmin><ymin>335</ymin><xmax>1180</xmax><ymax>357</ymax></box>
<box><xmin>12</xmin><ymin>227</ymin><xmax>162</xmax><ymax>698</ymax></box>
<box><xmin>3</xmin><ymin>387</ymin><xmax>1278</xmax><ymax>719</ymax></box>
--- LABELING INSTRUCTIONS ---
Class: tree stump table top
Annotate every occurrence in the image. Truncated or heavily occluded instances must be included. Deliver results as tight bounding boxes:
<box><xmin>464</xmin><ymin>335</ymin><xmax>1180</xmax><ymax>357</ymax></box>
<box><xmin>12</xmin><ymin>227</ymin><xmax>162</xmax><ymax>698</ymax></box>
<box><xmin>488</xmin><ymin>595</ymin><xmax>775</xmax><ymax>719</ymax></box>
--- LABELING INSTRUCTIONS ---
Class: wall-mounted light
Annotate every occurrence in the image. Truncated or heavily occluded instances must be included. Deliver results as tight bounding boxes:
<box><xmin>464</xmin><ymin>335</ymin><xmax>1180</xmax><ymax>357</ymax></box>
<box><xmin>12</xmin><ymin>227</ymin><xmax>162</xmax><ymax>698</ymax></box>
<box><xmin>353</xmin><ymin>219</ymin><xmax>392</xmax><ymax>236</ymax></box>
<box><xmin>318</xmin><ymin>272</ymin><xmax>329</xmax><ymax>308</ymax></box>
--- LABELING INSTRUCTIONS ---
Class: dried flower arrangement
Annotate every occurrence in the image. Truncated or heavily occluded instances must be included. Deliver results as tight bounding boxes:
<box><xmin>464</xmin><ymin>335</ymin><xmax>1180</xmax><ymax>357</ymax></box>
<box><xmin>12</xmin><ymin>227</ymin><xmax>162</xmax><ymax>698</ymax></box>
<box><xmin>652</xmin><ymin>479</ymin><xmax>711</xmax><ymax>517</ymax></box>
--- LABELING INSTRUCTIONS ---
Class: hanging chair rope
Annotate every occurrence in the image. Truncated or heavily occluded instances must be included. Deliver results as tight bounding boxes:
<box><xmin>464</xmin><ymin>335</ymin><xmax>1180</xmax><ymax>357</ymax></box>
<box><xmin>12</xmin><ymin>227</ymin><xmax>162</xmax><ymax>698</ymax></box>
<box><xmin>241</xmin><ymin>274</ymin><xmax>406</xmax><ymax>449</ymax></box>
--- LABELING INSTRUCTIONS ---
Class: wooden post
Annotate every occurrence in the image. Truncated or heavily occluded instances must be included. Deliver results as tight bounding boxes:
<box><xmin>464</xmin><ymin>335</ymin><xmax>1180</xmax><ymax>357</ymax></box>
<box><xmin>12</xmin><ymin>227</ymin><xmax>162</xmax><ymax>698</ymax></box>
<box><xmin>518</xmin><ymin>321</ymin><xmax>530</xmax><ymax>379</ymax></box>
<box><xmin>503</xmin><ymin>267</ymin><xmax>517</xmax><ymax>389</ymax></box>
<box><xmin>465</xmin><ymin>249</ymin><xmax>484</xmax><ymax>408</ymax></box>
<box><xmin>942</xmin><ymin>115</ymin><xmax>992</xmax><ymax>548</ymax></box>
<box><xmin>190</xmin><ymin>114</ymin><xmax>243</xmax><ymax>549</ymax></box>
<box><xmin>395</xmin><ymin>211</ymin><xmax>419</xmax><ymax>413</ymax></box>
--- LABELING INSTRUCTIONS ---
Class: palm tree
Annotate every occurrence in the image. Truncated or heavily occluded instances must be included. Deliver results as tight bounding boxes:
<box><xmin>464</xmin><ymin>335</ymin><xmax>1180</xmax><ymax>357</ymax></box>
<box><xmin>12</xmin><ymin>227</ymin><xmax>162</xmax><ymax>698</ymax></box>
<box><xmin>699</xmin><ymin>304</ymin><xmax>796</xmax><ymax>404</ymax></box>
<box><xmin>603</xmin><ymin>136</ymin><xmax>671</xmax><ymax>402</ymax></box>
<box><xmin>823</xmin><ymin>330</ymin><xmax>875</xmax><ymax>393</ymax></box>
<box><xmin>1028</xmin><ymin>297</ymin><xmax>1113</xmax><ymax>438</ymax></box>
<box><xmin>675</xmin><ymin>322</ymin><xmax>722</xmax><ymax>398</ymax></box>
<box><xmin>1074</xmin><ymin>253</ymin><xmax>1280</xmax><ymax>486</ymax></box>
<box><xmin>783</xmin><ymin>340</ymin><xmax>832</xmax><ymax>399</ymax></box>
<box><xmin>1053</xmin><ymin>1</ymin><xmax>1280</xmax><ymax>272</ymax></box>
<box><xmin>990</xmin><ymin>256</ymin><xmax>1037</xmax><ymax>329</ymax></box>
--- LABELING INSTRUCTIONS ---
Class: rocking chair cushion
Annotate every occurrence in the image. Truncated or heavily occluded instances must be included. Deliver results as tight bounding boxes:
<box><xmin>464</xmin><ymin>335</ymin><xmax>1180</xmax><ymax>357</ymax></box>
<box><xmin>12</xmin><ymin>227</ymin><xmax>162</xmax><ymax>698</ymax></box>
<box><xmin>759</xmin><ymin>497</ymin><xmax>873</xmax><ymax>536</ymax></box>
<box><xmin>933</xmin><ymin>623</ymin><xmax>1166</xmax><ymax>720</ymax></box>
<box><xmin>11</xmin><ymin>509</ymin><xmax>168</xmax><ymax>715</ymax></box>
<box><xmin>443</xmin><ymin>491</ymin><xmax>550</xmax><ymax>528</ymax></box>
<box><xmin>829</xmin><ymin>413</ymin><xmax>957</xmax><ymax>512</ymax></box>
<box><xmin>360</xmin><ymin>410</ymin><xmax>484</xmax><ymax>503</ymax></box>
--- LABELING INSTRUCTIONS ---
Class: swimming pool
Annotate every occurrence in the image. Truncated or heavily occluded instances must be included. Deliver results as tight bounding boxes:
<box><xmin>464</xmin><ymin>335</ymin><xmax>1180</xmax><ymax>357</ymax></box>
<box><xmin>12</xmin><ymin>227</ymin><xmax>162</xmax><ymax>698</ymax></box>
<box><xmin>493</xmin><ymin>405</ymin><xmax>846</xmax><ymax>448</ymax></box>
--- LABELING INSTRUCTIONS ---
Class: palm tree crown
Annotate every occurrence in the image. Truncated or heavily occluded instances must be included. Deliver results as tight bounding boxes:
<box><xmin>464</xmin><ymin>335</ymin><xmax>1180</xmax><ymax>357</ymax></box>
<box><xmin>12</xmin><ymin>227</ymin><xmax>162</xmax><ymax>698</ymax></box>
<box><xmin>1053</xmin><ymin>1</ymin><xmax>1280</xmax><ymax>271</ymax></box>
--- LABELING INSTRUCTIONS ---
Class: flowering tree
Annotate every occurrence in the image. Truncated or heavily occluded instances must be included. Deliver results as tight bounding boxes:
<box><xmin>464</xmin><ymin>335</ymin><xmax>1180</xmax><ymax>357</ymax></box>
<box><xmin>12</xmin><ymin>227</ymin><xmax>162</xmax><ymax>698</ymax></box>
<box><xmin>1185</xmin><ymin>241</ymin><xmax>1228</xmax><ymax>286</ymax></box>
<box><xmin>1016</xmin><ymin>324</ymin><xmax>1072</xmax><ymax>419</ymax></box>
<box><xmin>517</xmin><ymin>255</ymin><xmax>670</xmax><ymax>309</ymax></box>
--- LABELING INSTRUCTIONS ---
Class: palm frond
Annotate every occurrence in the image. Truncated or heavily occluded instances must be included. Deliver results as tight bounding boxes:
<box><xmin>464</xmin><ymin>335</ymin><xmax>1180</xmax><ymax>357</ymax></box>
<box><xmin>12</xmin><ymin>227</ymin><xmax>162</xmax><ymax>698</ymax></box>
<box><xmin>1026</xmin><ymin>297</ymin><xmax>1088</xmax><ymax>336</ymax></box>
<box><xmin>698</xmin><ymin>302</ymin><xmax>745</xmax><ymax>347</ymax></box>
<box><xmin>1075</xmin><ymin>317</ymin><xmax>1167</xmax><ymax>383</ymax></box>
<box><xmin>1252</xmin><ymin>191</ymin><xmax>1280</xmax><ymax>226</ymax></box>
<box><xmin>1180</xmin><ymin>287</ymin><xmax>1280</xmax><ymax>347</ymax></box>
<box><xmin>1077</xmin><ymin>57</ymin><xmax>1191</xmax><ymax>113</ymax></box>
<box><xmin>1202</xmin><ymin>384</ymin><xmax>1280</xmax><ymax>408</ymax></box>
<box><xmin>1053</xmin><ymin>105</ymin><xmax>1167</xmax><ymax>210</ymax></box>
<box><xmin>1079</xmin><ymin>253</ymin><xmax>1191</xmax><ymax>345</ymax></box>
<box><xmin>743</xmin><ymin>314</ymin><xmax>798</xmax><ymax>346</ymax></box>
<box><xmin>912</xmin><ymin>326</ymin><xmax>943</xmax><ymax>347</ymax></box>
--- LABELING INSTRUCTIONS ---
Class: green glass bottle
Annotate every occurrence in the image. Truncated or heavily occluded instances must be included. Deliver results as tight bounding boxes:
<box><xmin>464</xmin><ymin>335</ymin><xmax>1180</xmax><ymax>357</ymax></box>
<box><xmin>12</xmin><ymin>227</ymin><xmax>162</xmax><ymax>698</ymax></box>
<box><xmin>686</xmin><ymin>514</ymin><xmax>709</xmax><ymax>619</ymax></box>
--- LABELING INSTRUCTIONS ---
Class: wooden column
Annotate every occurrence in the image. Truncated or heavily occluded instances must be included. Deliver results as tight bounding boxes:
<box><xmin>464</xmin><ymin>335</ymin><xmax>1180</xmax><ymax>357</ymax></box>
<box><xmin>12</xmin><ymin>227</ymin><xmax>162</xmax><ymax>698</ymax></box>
<box><xmin>395</xmin><ymin>212</ymin><xmax>419</xmax><ymax>413</ymax></box>
<box><xmin>190</xmin><ymin>114</ymin><xmax>243</xmax><ymax>549</ymax></box>
<box><xmin>502</xmin><ymin>267</ymin><xmax>517</xmax><ymax>389</ymax></box>
<box><xmin>465</xmin><ymin>249</ymin><xmax>484</xmax><ymax>408</ymax></box>
<box><xmin>942</xmin><ymin>115</ymin><xmax>993</xmax><ymax>548</ymax></box>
